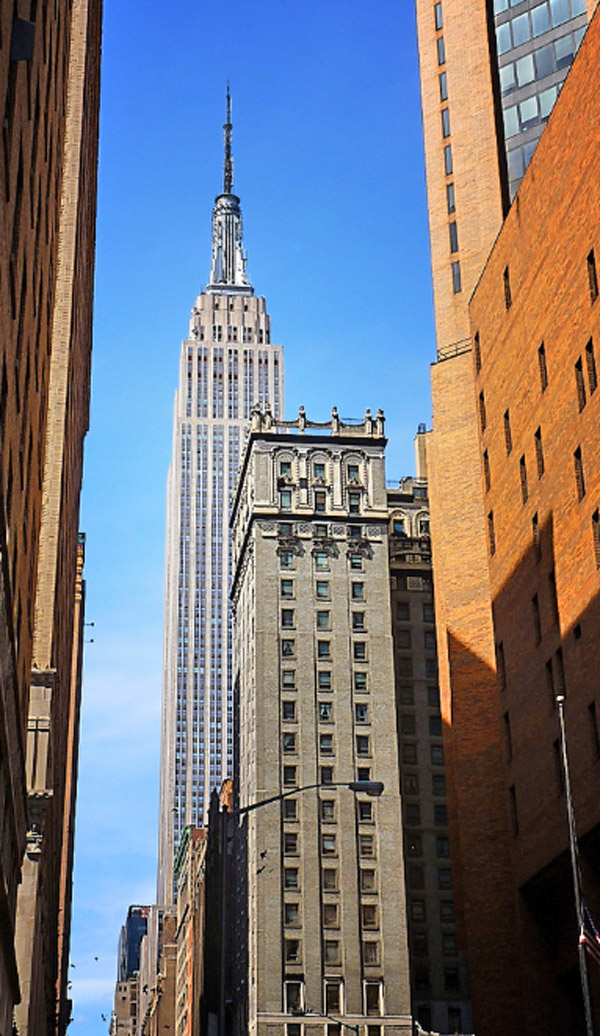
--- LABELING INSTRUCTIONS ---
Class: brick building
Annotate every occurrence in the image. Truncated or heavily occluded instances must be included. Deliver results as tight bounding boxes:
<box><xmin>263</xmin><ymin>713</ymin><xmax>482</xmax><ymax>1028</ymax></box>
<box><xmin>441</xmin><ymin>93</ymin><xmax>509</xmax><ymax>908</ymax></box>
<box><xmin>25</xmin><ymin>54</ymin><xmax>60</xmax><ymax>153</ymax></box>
<box><xmin>0</xmin><ymin>1</ymin><xmax>102</xmax><ymax>1032</ymax></box>
<box><xmin>418</xmin><ymin>0</ymin><xmax>600</xmax><ymax>1032</ymax></box>
<box><xmin>387</xmin><ymin>436</ymin><xmax>472</xmax><ymax>1035</ymax></box>
<box><xmin>230</xmin><ymin>406</ymin><xmax>412</xmax><ymax>1036</ymax></box>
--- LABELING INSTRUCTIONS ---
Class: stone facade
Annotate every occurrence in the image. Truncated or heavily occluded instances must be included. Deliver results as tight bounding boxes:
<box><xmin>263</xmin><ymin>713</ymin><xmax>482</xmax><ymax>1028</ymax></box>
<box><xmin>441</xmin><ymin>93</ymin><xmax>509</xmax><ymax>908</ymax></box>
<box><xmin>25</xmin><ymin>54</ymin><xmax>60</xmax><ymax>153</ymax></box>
<box><xmin>230</xmin><ymin>407</ymin><xmax>412</xmax><ymax>1036</ymax></box>
<box><xmin>0</xmin><ymin>1</ymin><xmax>101</xmax><ymax>1032</ymax></box>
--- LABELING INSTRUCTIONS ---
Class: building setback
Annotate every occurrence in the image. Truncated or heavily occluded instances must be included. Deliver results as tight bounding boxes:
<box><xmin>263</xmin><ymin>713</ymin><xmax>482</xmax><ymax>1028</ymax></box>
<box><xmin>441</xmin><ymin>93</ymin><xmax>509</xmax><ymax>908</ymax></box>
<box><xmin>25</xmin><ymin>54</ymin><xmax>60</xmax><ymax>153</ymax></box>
<box><xmin>0</xmin><ymin>1</ymin><xmax>102</xmax><ymax>1033</ymax></box>
<box><xmin>230</xmin><ymin>406</ymin><xmax>412</xmax><ymax>1036</ymax></box>
<box><xmin>418</xmin><ymin>0</ymin><xmax>600</xmax><ymax>1030</ymax></box>
<box><xmin>157</xmin><ymin>93</ymin><xmax>284</xmax><ymax>905</ymax></box>
<box><xmin>387</xmin><ymin>438</ymin><xmax>472</xmax><ymax>1035</ymax></box>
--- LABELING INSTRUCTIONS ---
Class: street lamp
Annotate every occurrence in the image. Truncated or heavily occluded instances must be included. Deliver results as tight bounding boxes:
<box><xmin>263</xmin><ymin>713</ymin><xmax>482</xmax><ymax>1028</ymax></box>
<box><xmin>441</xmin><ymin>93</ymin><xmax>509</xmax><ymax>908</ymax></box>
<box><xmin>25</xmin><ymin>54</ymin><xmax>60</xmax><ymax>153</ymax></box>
<box><xmin>218</xmin><ymin>779</ymin><xmax>385</xmax><ymax>1036</ymax></box>
<box><xmin>556</xmin><ymin>693</ymin><xmax>595</xmax><ymax>1036</ymax></box>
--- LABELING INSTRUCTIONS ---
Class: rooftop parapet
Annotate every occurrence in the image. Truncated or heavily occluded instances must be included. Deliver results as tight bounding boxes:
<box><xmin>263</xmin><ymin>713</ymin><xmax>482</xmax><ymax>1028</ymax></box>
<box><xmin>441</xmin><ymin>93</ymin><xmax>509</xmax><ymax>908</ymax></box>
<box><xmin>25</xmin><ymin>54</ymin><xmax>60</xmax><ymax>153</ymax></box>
<box><xmin>249</xmin><ymin>403</ymin><xmax>385</xmax><ymax>438</ymax></box>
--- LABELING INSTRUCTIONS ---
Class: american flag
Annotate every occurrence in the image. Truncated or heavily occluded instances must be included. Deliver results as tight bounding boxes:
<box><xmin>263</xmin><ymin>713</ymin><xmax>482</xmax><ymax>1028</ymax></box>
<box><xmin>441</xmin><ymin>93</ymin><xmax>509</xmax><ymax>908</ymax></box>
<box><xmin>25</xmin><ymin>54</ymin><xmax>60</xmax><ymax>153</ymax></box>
<box><xmin>580</xmin><ymin>904</ymin><xmax>600</xmax><ymax>968</ymax></box>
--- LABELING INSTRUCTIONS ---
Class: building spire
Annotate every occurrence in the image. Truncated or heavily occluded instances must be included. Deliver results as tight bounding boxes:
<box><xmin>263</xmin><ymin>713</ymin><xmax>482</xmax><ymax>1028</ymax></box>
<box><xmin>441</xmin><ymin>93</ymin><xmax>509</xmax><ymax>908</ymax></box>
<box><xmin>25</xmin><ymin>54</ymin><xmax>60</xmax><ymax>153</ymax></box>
<box><xmin>223</xmin><ymin>83</ymin><xmax>233</xmax><ymax>195</ymax></box>
<box><xmin>207</xmin><ymin>86</ymin><xmax>253</xmax><ymax>294</ymax></box>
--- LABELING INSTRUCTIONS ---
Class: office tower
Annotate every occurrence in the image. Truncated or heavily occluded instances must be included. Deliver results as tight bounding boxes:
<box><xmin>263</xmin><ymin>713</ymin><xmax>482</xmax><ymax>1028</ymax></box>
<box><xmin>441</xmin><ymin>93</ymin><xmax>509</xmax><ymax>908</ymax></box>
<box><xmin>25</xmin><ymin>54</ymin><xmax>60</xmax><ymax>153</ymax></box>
<box><xmin>0</xmin><ymin>1</ymin><xmax>102</xmax><ymax>1033</ymax></box>
<box><xmin>387</xmin><ymin>432</ymin><xmax>472</xmax><ymax>1035</ymax></box>
<box><xmin>118</xmin><ymin>907</ymin><xmax>150</xmax><ymax>983</ymax></box>
<box><xmin>229</xmin><ymin>406</ymin><xmax>412</xmax><ymax>1036</ymax></box>
<box><xmin>417</xmin><ymin>0</ymin><xmax>600</xmax><ymax>1031</ymax></box>
<box><xmin>158</xmin><ymin>94</ymin><xmax>284</xmax><ymax>904</ymax></box>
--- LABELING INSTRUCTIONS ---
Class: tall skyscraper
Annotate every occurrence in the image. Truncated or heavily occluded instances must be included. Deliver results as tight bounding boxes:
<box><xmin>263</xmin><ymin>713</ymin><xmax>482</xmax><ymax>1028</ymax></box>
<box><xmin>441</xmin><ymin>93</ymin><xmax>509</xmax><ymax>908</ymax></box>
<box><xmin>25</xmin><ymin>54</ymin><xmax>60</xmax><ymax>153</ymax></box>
<box><xmin>158</xmin><ymin>94</ymin><xmax>284</xmax><ymax>904</ymax></box>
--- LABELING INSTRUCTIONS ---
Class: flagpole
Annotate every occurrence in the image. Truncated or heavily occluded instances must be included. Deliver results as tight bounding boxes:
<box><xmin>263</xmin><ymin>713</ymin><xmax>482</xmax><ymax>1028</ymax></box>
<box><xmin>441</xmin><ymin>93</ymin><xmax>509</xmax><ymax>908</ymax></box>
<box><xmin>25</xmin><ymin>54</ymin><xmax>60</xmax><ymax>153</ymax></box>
<box><xmin>556</xmin><ymin>692</ymin><xmax>595</xmax><ymax>1036</ymax></box>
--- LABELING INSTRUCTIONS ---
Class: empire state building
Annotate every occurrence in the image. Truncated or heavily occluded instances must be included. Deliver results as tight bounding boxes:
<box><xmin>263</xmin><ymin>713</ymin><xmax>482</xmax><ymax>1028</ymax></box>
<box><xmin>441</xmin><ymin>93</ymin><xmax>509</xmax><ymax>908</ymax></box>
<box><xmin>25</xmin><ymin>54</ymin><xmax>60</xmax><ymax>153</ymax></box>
<box><xmin>158</xmin><ymin>93</ymin><xmax>284</xmax><ymax>903</ymax></box>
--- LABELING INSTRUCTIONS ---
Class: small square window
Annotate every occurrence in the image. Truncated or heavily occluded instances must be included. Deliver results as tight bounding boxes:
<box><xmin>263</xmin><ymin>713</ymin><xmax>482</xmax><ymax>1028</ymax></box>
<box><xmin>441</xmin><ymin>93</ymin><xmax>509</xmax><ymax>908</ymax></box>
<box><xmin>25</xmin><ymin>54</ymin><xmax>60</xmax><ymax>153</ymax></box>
<box><xmin>360</xmin><ymin>869</ymin><xmax>376</xmax><ymax>892</ymax></box>
<box><xmin>284</xmin><ymin>867</ymin><xmax>299</xmax><ymax>889</ymax></box>
<box><xmin>283</xmin><ymin>799</ymin><xmax>298</xmax><ymax>820</ymax></box>
<box><xmin>355</xmin><ymin>703</ymin><xmax>368</xmax><ymax>723</ymax></box>
<box><xmin>284</xmin><ymin>832</ymin><xmax>299</xmax><ymax>855</ymax></box>
<box><xmin>315</xmin><ymin>551</ymin><xmax>329</xmax><ymax>570</ymax></box>
<box><xmin>315</xmin><ymin>523</ymin><xmax>328</xmax><ymax>537</ymax></box>
<box><xmin>283</xmin><ymin>733</ymin><xmax>297</xmax><ymax>753</ymax></box>
<box><xmin>282</xmin><ymin>669</ymin><xmax>296</xmax><ymax>687</ymax></box>
<box><xmin>357</xmin><ymin>766</ymin><xmax>371</xmax><ymax>782</ymax></box>
<box><xmin>354</xmin><ymin>672</ymin><xmax>368</xmax><ymax>692</ymax></box>
<box><xmin>358</xmin><ymin>800</ymin><xmax>373</xmax><ymax>822</ymax></box>
<box><xmin>352</xmin><ymin>582</ymin><xmax>365</xmax><ymax>600</ymax></box>
<box><xmin>283</xmin><ymin>700</ymin><xmax>296</xmax><ymax>721</ymax></box>
<box><xmin>323</xmin><ymin>868</ymin><xmax>338</xmax><ymax>890</ymax></box>
<box><xmin>349</xmin><ymin>525</ymin><xmax>362</xmax><ymax>539</ymax></box>
<box><xmin>321</xmin><ymin>799</ymin><xmax>335</xmax><ymax>821</ymax></box>
<box><xmin>359</xmin><ymin>834</ymin><xmax>375</xmax><ymax>857</ymax></box>
<box><xmin>284</xmin><ymin>902</ymin><xmax>300</xmax><ymax>926</ymax></box>
<box><xmin>319</xmin><ymin>701</ymin><xmax>333</xmax><ymax>722</ymax></box>
<box><xmin>322</xmin><ymin>833</ymin><xmax>337</xmax><ymax>855</ymax></box>
<box><xmin>323</xmin><ymin>903</ymin><xmax>339</xmax><ymax>927</ymax></box>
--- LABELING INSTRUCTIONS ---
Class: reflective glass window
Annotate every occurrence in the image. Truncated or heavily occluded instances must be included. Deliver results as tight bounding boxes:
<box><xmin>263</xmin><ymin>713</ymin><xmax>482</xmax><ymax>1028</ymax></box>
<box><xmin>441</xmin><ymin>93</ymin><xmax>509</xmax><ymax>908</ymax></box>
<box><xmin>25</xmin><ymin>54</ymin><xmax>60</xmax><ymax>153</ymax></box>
<box><xmin>507</xmin><ymin>147</ymin><xmax>524</xmax><ymax>183</ymax></box>
<box><xmin>555</xmin><ymin>33</ymin><xmax>574</xmax><ymax>68</ymax></box>
<box><xmin>499</xmin><ymin>63</ymin><xmax>516</xmax><ymax>94</ymax></box>
<box><xmin>519</xmin><ymin>95</ymin><xmax>539</xmax><ymax>130</ymax></box>
<box><xmin>534</xmin><ymin>43</ymin><xmax>554</xmax><ymax>78</ymax></box>
<box><xmin>503</xmin><ymin>104</ymin><xmax>519</xmax><ymax>138</ymax></box>
<box><xmin>496</xmin><ymin>21</ymin><xmax>512</xmax><ymax>53</ymax></box>
<box><xmin>494</xmin><ymin>0</ymin><xmax>509</xmax><ymax>10</ymax></box>
<box><xmin>516</xmin><ymin>53</ymin><xmax>535</xmax><ymax>86</ymax></box>
<box><xmin>531</xmin><ymin>2</ymin><xmax>550</xmax><ymax>35</ymax></box>
<box><xmin>550</xmin><ymin>0</ymin><xmax>570</xmax><ymax>26</ymax></box>
<box><xmin>539</xmin><ymin>84</ymin><xmax>557</xmax><ymax>119</ymax></box>
<box><xmin>512</xmin><ymin>11</ymin><xmax>531</xmax><ymax>45</ymax></box>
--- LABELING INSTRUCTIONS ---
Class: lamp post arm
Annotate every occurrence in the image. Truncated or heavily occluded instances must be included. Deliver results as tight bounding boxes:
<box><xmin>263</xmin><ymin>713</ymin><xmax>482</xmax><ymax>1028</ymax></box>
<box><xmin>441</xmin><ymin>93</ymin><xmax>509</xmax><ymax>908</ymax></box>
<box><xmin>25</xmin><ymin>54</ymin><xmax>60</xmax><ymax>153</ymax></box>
<box><xmin>228</xmin><ymin>781</ymin><xmax>340</xmax><ymax>818</ymax></box>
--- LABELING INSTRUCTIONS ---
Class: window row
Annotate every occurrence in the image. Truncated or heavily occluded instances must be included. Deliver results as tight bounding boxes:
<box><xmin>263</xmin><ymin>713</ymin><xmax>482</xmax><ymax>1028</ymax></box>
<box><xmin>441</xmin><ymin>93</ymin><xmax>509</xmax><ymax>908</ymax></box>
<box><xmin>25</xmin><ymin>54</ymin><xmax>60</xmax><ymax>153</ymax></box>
<box><xmin>279</xmin><ymin>459</ymin><xmax>362</xmax><ymax>482</ymax></box>
<box><xmin>284</xmin><ymin>978</ymin><xmax>383</xmax><ymax>1017</ymax></box>
<box><xmin>396</xmin><ymin>600</ymin><xmax>435</xmax><ymax>622</ymax></box>
<box><xmin>402</xmin><ymin>772</ymin><xmax>447</xmax><ymax>796</ymax></box>
<box><xmin>503</xmin><ymin>82</ymin><xmax>560</xmax><ymax>140</ymax></box>
<box><xmin>282</xmin><ymin>938</ymin><xmax>381</xmax><ymax>966</ymax></box>
<box><xmin>283</xmin><ymin>733</ymin><xmax>373</xmax><ymax>758</ymax></box>
<box><xmin>280</xmin><ymin>581</ymin><xmax>366</xmax><ymax>605</ymax></box>
<box><xmin>280</xmin><ymin>669</ymin><xmax>370</xmax><ymax>693</ymax></box>
<box><xmin>495</xmin><ymin>0</ymin><xmax>586</xmax><ymax>57</ymax></box>
<box><xmin>278</xmin><ymin>521</ymin><xmax>369</xmax><ymax>540</ymax></box>
<box><xmin>405</xmin><ymin>803</ymin><xmax>448</xmax><ymax>828</ymax></box>
<box><xmin>283</xmin><ymin>700</ymin><xmax>370</xmax><ymax>723</ymax></box>
<box><xmin>499</xmin><ymin>27</ymin><xmax>585</xmax><ymax>97</ymax></box>
<box><xmin>282</xmin><ymin>797</ymin><xmax>374</xmax><ymax>823</ymax></box>
<box><xmin>280</xmin><ymin>550</ymin><xmax>364</xmax><ymax>572</ymax></box>
<box><xmin>281</xmin><ymin>611</ymin><xmax>367</xmax><ymax>642</ymax></box>
<box><xmin>280</xmin><ymin>489</ymin><xmax>364</xmax><ymax>514</ymax></box>
<box><xmin>209</xmin><ymin>324</ymin><xmax>270</xmax><ymax>343</ymax></box>
<box><xmin>400</xmin><ymin>713</ymin><xmax>443</xmax><ymax>737</ymax></box>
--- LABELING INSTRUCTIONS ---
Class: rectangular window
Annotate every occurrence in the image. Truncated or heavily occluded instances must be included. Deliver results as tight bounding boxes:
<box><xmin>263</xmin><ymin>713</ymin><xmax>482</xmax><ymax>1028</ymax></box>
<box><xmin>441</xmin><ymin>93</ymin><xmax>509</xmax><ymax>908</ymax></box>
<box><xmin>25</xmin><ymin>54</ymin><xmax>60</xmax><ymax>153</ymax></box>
<box><xmin>538</xmin><ymin>342</ymin><xmax>548</xmax><ymax>391</ymax></box>
<box><xmin>434</xmin><ymin>2</ymin><xmax>443</xmax><ymax>29</ymax></box>
<box><xmin>285</xmin><ymin>981</ymin><xmax>303</xmax><ymax>1013</ymax></box>
<box><xmin>586</xmin><ymin>339</ymin><xmax>598</xmax><ymax>394</ymax></box>
<box><xmin>503</xmin><ymin>711</ymin><xmax>513</xmax><ymax>760</ymax></box>
<box><xmin>324</xmin><ymin>940</ymin><xmax>340</xmax><ymax>965</ymax></box>
<box><xmin>444</xmin><ymin>144</ymin><xmax>453</xmax><ymax>175</ymax></box>
<box><xmin>434</xmin><ymin>804</ymin><xmax>448</xmax><ymax>826</ymax></box>
<box><xmin>281</xmin><ymin>609</ymin><xmax>295</xmax><ymax>628</ymax></box>
<box><xmin>282</xmin><ymin>670</ymin><xmax>296</xmax><ymax>687</ymax></box>
<box><xmin>436</xmin><ymin>836</ymin><xmax>450</xmax><ymax>857</ymax></box>
<box><xmin>284</xmin><ymin>868</ymin><xmax>299</xmax><ymax>889</ymax></box>
<box><xmin>449</xmin><ymin>221</ymin><xmax>458</xmax><ymax>253</ymax></box>
<box><xmin>588</xmin><ymin>249</ymin><xmax>598</xmax><ymax>303</ymax></box>
<box><xmin>323</xmin><ymin>868</ymin><xmax>338</xmax><ymax>890</ymax></box>
<box><xmin>361</xmin><ymin>904</ymin><xmax>378</xmax><ymax>929</ymax></box>
<box><xmin>283</xmin><ymin>766</ymin><xmax>297</xmax><ymax>786</ymax></box>
<box><xmin>318</xmin><ymin>641</ymin><xmax>331</xmax><ymax>659</ymax></box>
<box><xmin>353</xmin><ymin>641</ymin><xmax>367</xmax><ymax>661</ymax></box>
<box><xmin>361</xmin><ymin>869</ymin><xmax>376</xmax><ymax>893</ymax></box>
<box><xmin>532</xmin><ymin>512</ymin><xmax>541</xmax><ymax>561</ymax></box>
<box><xmin>284</xmin><ymin>799</ymin><xmax>298</xmax><ymax>820</ymax></box>
<box><xmin>350</xmin><ymin>553</ymin><xmax>363</xmax><ymax>570</ymax></box>
<box><xmin>574</xmin><ymin>446</ymin><xmax>586</xmax><ymax>500</ymax></box>
<box><xmin>280</xmin><ymin>490</ymin><xmax>292</xmax><ymax>511</ymax></box>
<box><xmin>358</xmin><ymin>800</ymin><xmax>373</xmax><ymax>822</ymax></box>
<box><xmin>532</xmin><ymin>593</ymin><xmax>541</xmax><ymax>644</ymax></box>
<box><xmin>474</xmin><ymin>330</ymin><xmax>481</xmax><ymax>371</ymax></box>
<box><xmin>352</xmin><ymin>612</ymin><xmax>365</xmax><ymax>631</ymax></box>
<box><xmin>483</xmin><ymin>449</ymin><xmax>491</xmax><ymax>492</ymax></box>
<box><xmin>593</xmin><ymin>510</ymin><xmax>600</xmax><ymax>568</ymax></box>
<box><xmin>314</xmin><ymin>461</ymin><xmax>326</xmax><ymax>479</ymax></box>
<box><xmin>284</xmin><ymin>832</ymin><xmax>298</xmax><ymax>855</ymax></box>
<box><xmin>282</xmin><ymin>701</ymin><xmax>296</xmax><ymax>721</ymax></box>
<box><xmin>325</xmin><ymin>981</ymin><xmax>342</xmax><ymax>1015</ymax></box>
<box><xmin>283</xmin><ymin>733</ymin><xmax>297</xmax><ymax>754</ymax></box>
<box><xmin>534</xmin><ymin>427</ymin><xmax>545</xmax><ymax>478</ymax></box>
<box><xmin>285</xmin><ymin>939</ymin><xmax>301</xmax><ymax>964</ymax></box>
<box><xmin>504</xmin><ymin>266</ymin><xmax>512</xmax><ymax>310</ymax></box>
<box><xmin>509</xmin><ymin>784</ymin><xmax>519</xmax><ymax>835</ymax></box>
<box><xmin>479</xmin><ymin>391</ymin><xmax>487</xmax><ymax>432</ymax></box>
<box><xmin>323</xmin><ymin>903</ymin><xmax>339</xmax><ymax>928</ymax></box>
<box><xmin>318</xmin><ymin>671</ymin><xmax>332</xmax><ymax>690</ymax></box>
<box><xmin>280</xmin><ymin>459</ymin><xmax>292</xmax><ymax>477</ymax></box>
<box><xmin>441</xmin><ymin>107</ymin><xmax>451</xmax><ymax>138</ymax></box>
<box><xmin>432</xmin><ymin>774</ymin><xmax>447</xmax><ymax>796</ymax></box>
<box><xmin>321</xmin><ymin>799</ymin><xmax>335</xmax><ymax>820</ymax></box>
<box><xmin>322</xmin><ymin>833</ymin><xmax>337</xmax><ymax>855</ymax></box>
<box><xmin>359</xmin><ymin>834</ymin><xmax>375</xmax><ymax>857</ymax></box>
<box><xmin>315</xmin><ymin>490</ymin><xmax>326</xmax><ymax>512</ymax></box>
<box><xmin>451</xmin><ymin>260</ymin><xmax>461</xmax><ymax>294</ymax></box>
<box><xmin>520</xmin><ymin>455</ymin><xmax>529</xmax><ymax>504</ymax></box>
<box><xmin>589</xmin><ymin>702</ymin><xmax>600</xmax><ymax>759</ymax></box>
<box><xmin>282</xmin><ymin>640</ymin><xmax>295</xmax><ymax>657</ymax></box>
<box><xmin>316</xmin><ymin>580</ymin><xmax>330</xmax><ymax>599</ymax></box>
<box><xmin>321</xmin><ymin>765</ymin><xmax>334</xmax><ymax>784</ymax></box>
<box><xmin>320</xmin><ymin>734</ymin><xmax>334</xmax><ymax>755</ymax></box>
<box><xmin>351</xmin><ymin>582</ymin><xmax>364</xmax><ymax>600</ymax></box>
<box><xmin>356</xmin><ymin>735</ymin><xmax>370</xmax><ymax>756</ymax></box>
<box><xmin>446</xmin><ymin>181</ymin><xmax>455</xmax><ymax>214</ymax></box>
<box><xmin>488</xmin><ymin>511</ymin><xmax>496</xmax><ymax>556</ymax></box>
<box><xmin>319</xmin><ymin>701</ymin><xmax>333</xmax><ymax>721</ymax></box>
<box><xmin>437</xmin><ymin>35</ymin><xmax>445</xmax><ymax>64</ymax></box>
<box><xmin>315</xmin><ymin>551</ymin><xmax>329</xmax><ymax>570</ymax></box>
<box><xmin>317</xmin><ymin>610</ymin><xmax>330</xmax><ymax>629</ymax></box>
<box><xmin>363</xmin><ymin>942</ymin><xmax>379</xmax><ymax>965</ymax></box>
<box><xmin>347</xmin><ymin>462</ymin><xmax>360</xmax><ymax>481</ymax></box>
<box><xmin>439</xmin><ymin>71</ymin><xmax>448</xmax><ymax>102</ymax></box>
<box><xmin>431</xmin><ymin>744</ymin><xmax>444</xmax><ymax>765</ymax></box>
<box><xmin>280</xmin><ymin>550</ymin><xmax>293</xmax><ymax>569</ymax></box>
<box><xmin>504</xmin><ymin>409</ymin><xmax>513</xmax><ymax>454</ymax></box>
<box><xmin>355</xmin><ymin>703</ymin><xmax>368</xmax><ymax>723</ymax></box>
<box><xmin>354</xmin><ymin>672</ymin><xmax>368</xmax><ymax>692</ymax></box>
<box><xmin>349</xmin><ymin>492</ymin><xmax>361</xmax><ymax>513</ymax></box>
<box><xmin>281</xmin><ymin>579</ymin><xmax>294</xmax><ymax>598</ymax></box>
<box><xmin>575</xmin><ymin>357</ymin><xmax>587</xmax><ymax>411</ymax></box>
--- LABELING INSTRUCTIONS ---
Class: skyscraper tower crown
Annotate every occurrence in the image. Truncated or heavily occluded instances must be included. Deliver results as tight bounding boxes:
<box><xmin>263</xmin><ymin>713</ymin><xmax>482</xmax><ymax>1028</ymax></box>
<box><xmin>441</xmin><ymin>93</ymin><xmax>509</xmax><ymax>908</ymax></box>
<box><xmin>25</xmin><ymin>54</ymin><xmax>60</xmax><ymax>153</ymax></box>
<box><xmin>207</xmin><ymin>87</ymin><xmax>253</xmax><ymax>295</ymax></box>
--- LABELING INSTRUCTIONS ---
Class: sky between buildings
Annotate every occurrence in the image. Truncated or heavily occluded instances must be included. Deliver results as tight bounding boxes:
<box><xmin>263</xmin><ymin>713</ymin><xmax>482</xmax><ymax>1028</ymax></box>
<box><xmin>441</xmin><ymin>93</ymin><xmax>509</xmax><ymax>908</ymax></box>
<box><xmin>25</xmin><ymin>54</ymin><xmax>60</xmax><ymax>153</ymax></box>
<box><xmin>69</xmin><ymin>0</ymin><xmax>435</xmax><ymax>1030</ymax></box>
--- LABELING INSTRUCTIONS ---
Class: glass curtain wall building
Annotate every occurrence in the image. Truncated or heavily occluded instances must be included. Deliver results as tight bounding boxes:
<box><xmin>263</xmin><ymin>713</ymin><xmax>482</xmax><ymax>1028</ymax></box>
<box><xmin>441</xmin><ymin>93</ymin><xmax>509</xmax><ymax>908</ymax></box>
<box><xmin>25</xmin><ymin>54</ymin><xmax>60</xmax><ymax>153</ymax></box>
<box><xmin>157</xmin><ymin>94</ymin><xmax>284</xmax><ymax>904</ymax></box>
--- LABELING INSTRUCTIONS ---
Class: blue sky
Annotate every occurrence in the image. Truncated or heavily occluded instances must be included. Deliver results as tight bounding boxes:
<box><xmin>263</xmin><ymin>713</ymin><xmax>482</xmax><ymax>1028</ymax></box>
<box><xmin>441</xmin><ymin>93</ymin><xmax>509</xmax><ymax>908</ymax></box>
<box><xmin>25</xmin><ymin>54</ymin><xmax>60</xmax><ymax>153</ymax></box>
<box><xmin>69</xmin><ymin>1</ymin><xmax>435</xmax><ymax>1029</ymax></box>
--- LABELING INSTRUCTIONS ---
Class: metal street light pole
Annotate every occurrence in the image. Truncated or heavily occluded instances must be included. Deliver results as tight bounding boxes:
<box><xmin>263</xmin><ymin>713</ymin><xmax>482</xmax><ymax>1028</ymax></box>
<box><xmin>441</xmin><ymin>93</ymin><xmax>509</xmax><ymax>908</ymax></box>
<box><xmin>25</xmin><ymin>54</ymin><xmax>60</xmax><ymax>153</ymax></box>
<box><xmin>218</xmin><ymin>780</ymin><xmax>385</xmax><ymax>1036</ymax></box>
<box><xmin>556</xmin><ymin>693</ymin><xmax>595</xmax><ymax>1036</ymax></box>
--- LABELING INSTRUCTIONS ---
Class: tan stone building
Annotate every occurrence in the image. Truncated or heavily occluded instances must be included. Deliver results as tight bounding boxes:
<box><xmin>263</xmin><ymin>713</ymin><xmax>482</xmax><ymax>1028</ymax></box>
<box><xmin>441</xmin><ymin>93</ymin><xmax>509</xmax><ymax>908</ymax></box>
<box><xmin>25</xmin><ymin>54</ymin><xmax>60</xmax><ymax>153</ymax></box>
<box><xmin>387</xmin><ymin>432</ymin><xmax>471</xmax><ymax>1035</ymax></box>
<box><xmin>175</xmin><ymin>825</ymin><xmax>206</xmax><ymax>1036</ymax></box>
<box><xmin>0</xmin><ymin>1</ymin><xmax>102</xmax><ymax>1032</ymax></box>
<box><xmin>230</xmin><ymin>406</ymin><xmax>412</xmax><ymax>1036</ymax></box>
